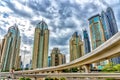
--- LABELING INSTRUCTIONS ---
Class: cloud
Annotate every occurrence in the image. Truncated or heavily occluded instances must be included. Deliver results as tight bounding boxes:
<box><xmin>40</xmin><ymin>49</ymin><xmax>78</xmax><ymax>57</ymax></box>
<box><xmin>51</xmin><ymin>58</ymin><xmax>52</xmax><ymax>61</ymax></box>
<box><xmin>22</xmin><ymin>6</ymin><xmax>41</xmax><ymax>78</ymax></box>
<box><xmin>3</xmin><ymin>0</ymin><xmax>33</xmax><ymax>18</ymax></box>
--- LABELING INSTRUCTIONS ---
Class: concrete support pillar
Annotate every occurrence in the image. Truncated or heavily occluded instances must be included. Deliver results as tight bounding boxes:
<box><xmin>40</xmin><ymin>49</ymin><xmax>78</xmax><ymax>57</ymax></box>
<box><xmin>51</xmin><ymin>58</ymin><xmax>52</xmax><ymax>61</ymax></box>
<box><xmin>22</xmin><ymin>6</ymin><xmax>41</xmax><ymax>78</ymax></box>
<box><xmin>39</xmin><ymin>72</ymin><xmax>42</xmax><ymax>74</ymax></box>
<box><xmin>33</xmin><ymin>77</ymin><xmax>45</xmax><ymax>80</ymax></box>
<box><xmin>54</xmin><ymin>70</ymin><xmax>58</xmax><ymax>73</ymax></box>
<box><xmin>48</xmin><ymin>71</ymin><xmax>51</xmax><ymax>73</ymax></box>
<box><xmin>84</xmin><ymin>64</ymin><xmax>91</xmax><ymax>73</ymax></box>
<box><xmin>58</xmin><ymin>70</ymin><xmax>62</xmax><ymax>73</ymax></box>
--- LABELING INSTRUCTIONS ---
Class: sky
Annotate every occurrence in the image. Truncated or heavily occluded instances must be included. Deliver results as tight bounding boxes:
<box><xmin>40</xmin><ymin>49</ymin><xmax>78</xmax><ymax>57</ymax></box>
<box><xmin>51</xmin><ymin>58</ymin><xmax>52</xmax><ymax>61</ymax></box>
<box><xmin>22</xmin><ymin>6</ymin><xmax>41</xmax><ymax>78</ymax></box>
<box><xmin>0</xmin><ymin>0</ymin><xmax>120</xmax><ymax>65</ymax></box>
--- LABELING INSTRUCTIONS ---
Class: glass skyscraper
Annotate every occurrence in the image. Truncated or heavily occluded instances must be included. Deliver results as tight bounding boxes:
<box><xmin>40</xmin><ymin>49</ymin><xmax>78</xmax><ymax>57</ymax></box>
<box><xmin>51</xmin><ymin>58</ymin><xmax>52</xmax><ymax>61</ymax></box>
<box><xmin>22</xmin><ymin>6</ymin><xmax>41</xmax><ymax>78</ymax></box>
<box><xmin>83</xmin><ymin>30</ymin><xmax>91</xmax><ymax>54</ymax></box>
<box><xmin>101</xmin><ymin>11</ymin><xmax>112</xmax><ymax>40</ymax></box>
<box><xmin>32</xmin><ymin>20</ymin><xmax>49</xmax><ymax>69</ymax></box>
<box><xmin>101</xmin><ymin>7</ymin><xmax>120</xmax><ymax>64</ymax></box>
<box><xmin>0</xmin><ymin>24</ymin><xmax>21</xmax><ymax>72</ymax></box>
<box><xmin>88</xmin><ymin>14</ymin><xmax>106</xmax><ymax>69</ymax></box>
<box><xmin>88</xmin><ymin>14</ymin><xmax>105</xmax><ymax>50</ymax></box>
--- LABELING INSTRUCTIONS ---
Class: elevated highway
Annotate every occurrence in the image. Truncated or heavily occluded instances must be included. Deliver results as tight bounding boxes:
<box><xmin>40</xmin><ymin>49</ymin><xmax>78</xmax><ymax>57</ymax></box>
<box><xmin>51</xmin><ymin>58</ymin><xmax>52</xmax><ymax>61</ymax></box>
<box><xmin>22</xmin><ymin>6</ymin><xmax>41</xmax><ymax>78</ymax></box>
<box><xmin>13</xmin><ymin>32</ymin><xmax>120</xmax><ymax>74</ymax></box>
<box><xmin>0</xmin><ymin>32</ymin><xmax>120</xmax><ymax>79</ymax></box>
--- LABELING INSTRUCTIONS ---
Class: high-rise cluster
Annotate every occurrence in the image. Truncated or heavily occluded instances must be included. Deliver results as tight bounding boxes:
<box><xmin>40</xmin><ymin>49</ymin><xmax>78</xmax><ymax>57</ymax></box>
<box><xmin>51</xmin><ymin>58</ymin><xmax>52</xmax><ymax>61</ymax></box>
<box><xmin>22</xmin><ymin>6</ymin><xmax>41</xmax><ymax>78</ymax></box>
<box><xmin>101</xmin><ymin>7</ymin><xmax>120</xmax><ymax>64</ymax></box>
<box><xmin>88</xmin><ymin>7</ymin><xmax>120</xmax><ymax>68</ymax></box>
<box><xmin>0</xmin><ymin>6</ymin><xmax>119</xmax><ymax>72</ymax></box>
<box><xmin>69</xmin><ymin>7</ymin><xmax>119</xmax><ymax>69</ymax></box>
<box><xmin>0</xmin><ymin>24</ymin><xmax>21</xmax><ymax>72</ymax></box>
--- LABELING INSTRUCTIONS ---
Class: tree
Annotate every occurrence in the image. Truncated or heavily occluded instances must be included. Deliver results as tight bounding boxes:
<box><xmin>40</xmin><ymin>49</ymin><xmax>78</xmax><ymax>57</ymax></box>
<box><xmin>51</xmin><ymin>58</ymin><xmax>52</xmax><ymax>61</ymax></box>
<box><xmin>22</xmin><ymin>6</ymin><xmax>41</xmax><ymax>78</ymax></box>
<box><xmin>19</xmin><ymin>77</ymin><xmax>31</xmax><ymax>80</ymax></box>
<box><xmin>62</xmin><ymin>69</ymin><xmax>70</xmax><ymax>72</ymax></box>
<box><xmin>25</xmin><ymin>78</ymin><xmax>31</xmax><ymax>80</ymax></box>
<box><xmin>70</xmin><ymin>67</ymin><xmax>79</xmax><ymax>72</ymax></box>
<box><xmin>102</xmin><ymin>63</ymin><xmax>116</xmax><ymax>72</ymax></box>
<box><xmin>113</xmin><ymin>64</ymin><xmax>120</xmax><ymax>72</ymax></box>
<box><xmin>19</xmin><ymin>77</ymin><xmax>25</xmax><ymax>80</ymax></box>
<box><xmin>60</xmin><ymin>77</ymin><xmax>66</xmax><ymax>80</ymax></box>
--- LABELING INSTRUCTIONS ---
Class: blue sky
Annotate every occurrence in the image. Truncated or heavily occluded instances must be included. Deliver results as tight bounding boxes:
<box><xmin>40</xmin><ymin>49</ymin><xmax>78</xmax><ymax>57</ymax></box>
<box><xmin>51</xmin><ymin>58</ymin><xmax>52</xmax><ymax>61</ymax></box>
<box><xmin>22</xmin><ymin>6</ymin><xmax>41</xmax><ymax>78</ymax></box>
<box><xmin>0</xmin><ymin>0</ymin><xmax>120</xmax><ymax>64</ymax></box>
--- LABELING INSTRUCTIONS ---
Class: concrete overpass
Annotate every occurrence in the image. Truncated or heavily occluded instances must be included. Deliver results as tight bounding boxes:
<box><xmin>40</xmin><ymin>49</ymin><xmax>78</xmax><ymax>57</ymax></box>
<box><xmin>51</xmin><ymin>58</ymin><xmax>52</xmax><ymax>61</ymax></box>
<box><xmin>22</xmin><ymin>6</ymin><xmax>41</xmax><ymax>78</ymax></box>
<box><xmin>0</xmin><ymin>32</ymin><xmax>120</xmax><ymax>80</ymax></box>
<box><xmin>12</xmin><ymin>32</ymin><xmax>120</xmax><ymax>74</ymax></box>
<box><xmin>2</xmin><ymin>73</ymin><xmax>120</xmax><ymax>80</ymax></box>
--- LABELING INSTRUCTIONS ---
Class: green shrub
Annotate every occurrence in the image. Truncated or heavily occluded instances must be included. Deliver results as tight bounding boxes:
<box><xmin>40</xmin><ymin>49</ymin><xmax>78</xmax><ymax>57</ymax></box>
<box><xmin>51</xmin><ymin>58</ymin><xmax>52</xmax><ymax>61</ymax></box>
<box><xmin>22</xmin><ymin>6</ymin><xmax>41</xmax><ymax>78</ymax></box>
<box><xmin>60</xmin><ymin>77</ymin><xmax>66</xmax><ymax>80</ymax></box>
<box><xmin>19</xmin><ymin>77</ymin><xmax>25</xmax><ymax>80</ymax></box>
<box><xmin>106</xmin><ymin>78</ymin><xmax>115</xmax><ymax>80</ymax></box>
<box><xmin>25</xmin><ymin>78</ymin><xmax>31</xmax><ymax>80</ymax></box>
<box><xmin>19</xmin><ymin>77</ymin><xmax>31</xmax><ymax>80</ymax></box>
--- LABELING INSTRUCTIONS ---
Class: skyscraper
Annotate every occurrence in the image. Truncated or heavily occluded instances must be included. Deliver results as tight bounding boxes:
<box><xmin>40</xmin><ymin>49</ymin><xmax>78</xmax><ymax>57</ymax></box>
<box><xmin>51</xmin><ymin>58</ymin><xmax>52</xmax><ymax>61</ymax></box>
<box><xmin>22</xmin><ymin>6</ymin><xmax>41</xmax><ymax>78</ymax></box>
<box><xmin>51</xmin><ymin>48</ymin><xmax>66</xmax><ymax>66</ymax></box>
<box><xmin>0</xmin><ymin>24</ymin><xmax>21</xmax><ymax>72</ymax></box>
<box><xmin>88</xmin><ymin>14</ymin><xmax>106</xmax><ymax>69</ymax></box>
<box><xmin>70</xmin><ymin>32</ymin><xmax>84</xmax><ymax>61</ymax></box>
<box><xmin>88</xmin><ymin>14</ymin><xmax>105</xmax><ymax>50</ymax></box>
<box><xmin>106</xmin><ymin>7</ymin><xmax>118</xmax><ymax>35</ymax></box>
<box><xmin>101</xmin><ymin>11</ymin><xmax>111</xmax><ymax>40</ymax></box>
<box><xmin>0</xmin><ymin>40</ymin><xmax>2</xmax><ymax>69</ymax></box>
<box><xmin>32</xmin><ymin>20</ymin><xmax>49</xmax><ymax>69</ymax></box>
<box><xmin>83</xmin><ymin>29</ymin><xmax>91</xmax><ymax>54</ymax></box>
<box><xmin>101</xmin><ymin>7</ymin><xmax>120</xmax><ymax>64</ymax></box>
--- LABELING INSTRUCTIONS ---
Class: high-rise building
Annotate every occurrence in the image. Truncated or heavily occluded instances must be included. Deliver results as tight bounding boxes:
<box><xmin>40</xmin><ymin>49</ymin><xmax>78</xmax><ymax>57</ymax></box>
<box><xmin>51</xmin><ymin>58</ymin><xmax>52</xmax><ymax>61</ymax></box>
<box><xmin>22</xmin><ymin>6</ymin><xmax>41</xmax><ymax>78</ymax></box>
<box><xmin>32</xmin><ymin>20</ymin><xmax>49</xmax><ymax>69</ymax></box>
<box><xmin>48</xmin><ymin>56</ymin><xmax>51</xmax><ymax>67</ymax></box>
<box><xmin>101</xmin><ymin>7</ymin><xmax>120</xmax><ymax>64</ymax></box>
<box><xmin>62</xmin><ymin>54</ymin><xmax>66</xmax><ymax>64</ymax></box>
<box><xmin>88</xmin><ymin>14</ymin><xmax>106</xmax><ymax>69</ymax></box>
<box><xmin>83</xmin><ymin>29</ymin><xmax>91</xmax><ymax>54</ymax></box>
<box><xmin>51</xmin><ymin>48</ymin><xmax>66</xmax><ymax>66</ymax></box>
<box><xmin>0</xmin><ymin>38</ymin><xmax>5</xmax><ymax>68</ymax></box>
<box><xmin>70</xmin><ymin>32</ymin><xmax>84</xmax><ymax>61</ymax></box>
<box><xmin>88</xmin><ymin>14</ymin><xmax>105</xmax><ymax>50</ymax></box>
<box><xmin>0</xmin><ymin>40</ymin><xmax>2</xmax><ymax>69</ymax></box>
<box><xmin>0</xmin><ymin>24</ymin><xmax>21</xmax><ymax>72</ymax></box>
<box><xmin>101</xmin><ymin>11</ymin><xmax>112</xmax><ymax>40</ymax></box>
<box><xmin>106</xmin><ymin>7</ymin><xmax>118</xmax><ymax>35</ymax></box>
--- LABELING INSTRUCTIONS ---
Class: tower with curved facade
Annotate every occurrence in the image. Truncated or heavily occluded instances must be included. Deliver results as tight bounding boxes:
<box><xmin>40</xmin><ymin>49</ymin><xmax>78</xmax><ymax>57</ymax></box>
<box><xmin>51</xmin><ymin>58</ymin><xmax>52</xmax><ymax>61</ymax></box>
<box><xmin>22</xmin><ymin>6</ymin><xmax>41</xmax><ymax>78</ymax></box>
<box><xmin>0</xmin><ymin>24</ymin><xmax>21</xmax><ymax>72</ymax></box>
<box><xmin>32</xmin><ymin>20</ymin><xmax>49</xmax><ymax>69</ymax></box>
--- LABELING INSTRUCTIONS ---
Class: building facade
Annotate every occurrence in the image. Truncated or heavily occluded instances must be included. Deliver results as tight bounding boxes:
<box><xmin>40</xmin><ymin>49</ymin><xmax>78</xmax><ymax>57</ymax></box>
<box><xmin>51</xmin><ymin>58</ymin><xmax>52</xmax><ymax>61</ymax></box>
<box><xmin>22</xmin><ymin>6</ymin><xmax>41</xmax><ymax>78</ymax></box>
<box><xmin>70</xmin><ymin>32</ymin><xmax>84</xmax><ymax>61</ymax></box>
<box><xmin>48</xmin><ymin>56</ymin><xmax>51</xmax><ymax>67</ymax></box>
<box><xmin>83</xmin><ymin>29</ymin><xmax>91</xmax><ymax>54</ymax></box>
<box><xmin>32</xmin><ymin>20</ymin><xmax>49</xmax><ymax>69</ymax></box>
<box><xmin>51</xmin><ymin>48</ymin><xmax>66</xmax><ymax>66</ymax></box>
<box><xmin>101</xmin><ymin>7</ymin><xmax>120</xmax><ymax>64</ymax></box>
<box><xmin>88</xmin><ymin>14</ymin><xmax>106</xmax><ymax>69</ymax></box>
<box><xmin>0</xmin><ymin>24</ymin><xmax>21</xmax><ymax>72</ymax></box>
<box><xmin>88</xmin><ymin>14</ymin><xmax>105</xmax><ymax>50</ymax></box>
